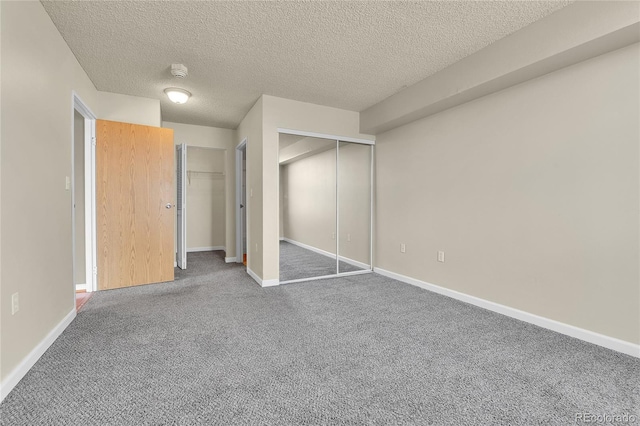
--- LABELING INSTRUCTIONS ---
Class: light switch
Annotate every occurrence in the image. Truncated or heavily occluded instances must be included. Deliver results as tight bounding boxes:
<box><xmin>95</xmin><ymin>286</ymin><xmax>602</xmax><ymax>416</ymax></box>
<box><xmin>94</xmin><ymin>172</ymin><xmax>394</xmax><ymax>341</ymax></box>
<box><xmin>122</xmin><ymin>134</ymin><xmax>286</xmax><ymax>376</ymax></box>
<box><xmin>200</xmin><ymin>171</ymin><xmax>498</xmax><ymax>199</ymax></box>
<box><xmin>11</xmin><ymin>292</ymin><xmax>19</xmax><ymax>315</ymax></box>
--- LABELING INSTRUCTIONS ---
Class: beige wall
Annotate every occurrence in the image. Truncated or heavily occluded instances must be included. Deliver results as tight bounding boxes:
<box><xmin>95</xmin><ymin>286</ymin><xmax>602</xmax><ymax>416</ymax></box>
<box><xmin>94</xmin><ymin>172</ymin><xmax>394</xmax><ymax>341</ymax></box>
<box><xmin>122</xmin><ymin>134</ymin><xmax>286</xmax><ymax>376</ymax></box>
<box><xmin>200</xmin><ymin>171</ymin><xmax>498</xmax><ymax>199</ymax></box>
<box><xmin>73</xmin><ymin>110</ymin><xmax>85</xmax><ymax>285</ymax></box>
<box><xmin>98</xmin><ymin>91</ymin><xmax>161</xmax><ymax>127</ymax></box>
<box><xmin>162</xmin><ymin>121</ymin><xmax>236</xmax><ymax>258</ymax></box>
<box><xmin>236</xmin><ymin>98</ymin><xmax>264</xmax><ymax>276</ymax></box>
<box><xmin>1</xmin><ymin>1</ymin><xmax>99</xmax><ymax>383</ymax></box>
<box><xmin>185</xmin><ymin>147</ymin><xmax>225</xmax><ymax>250</ymax></box>
<box><xmin>1</xmin><ymin>1</ymin><xmax>169</xmax><ymax>389</ymax></box>
<box><xmin>375</xmin><ymin>44</ymin><xmax>640</xmax><ymax>344</ymax></box>
<box><xmin>281</xmin><ymin>148</ymin><xmax>337</xmax><ymax>253</ymax></box>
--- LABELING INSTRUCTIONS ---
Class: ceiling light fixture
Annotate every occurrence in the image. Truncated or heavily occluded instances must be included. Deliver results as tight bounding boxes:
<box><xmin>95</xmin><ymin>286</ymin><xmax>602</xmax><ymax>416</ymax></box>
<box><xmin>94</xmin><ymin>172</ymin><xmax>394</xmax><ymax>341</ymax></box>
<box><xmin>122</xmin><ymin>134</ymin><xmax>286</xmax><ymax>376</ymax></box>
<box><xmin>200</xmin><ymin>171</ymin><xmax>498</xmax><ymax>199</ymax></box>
<box><xmin>164</xmin><ymin>88</ymin><xmax>191</xmax><ymax>104</ymax></box>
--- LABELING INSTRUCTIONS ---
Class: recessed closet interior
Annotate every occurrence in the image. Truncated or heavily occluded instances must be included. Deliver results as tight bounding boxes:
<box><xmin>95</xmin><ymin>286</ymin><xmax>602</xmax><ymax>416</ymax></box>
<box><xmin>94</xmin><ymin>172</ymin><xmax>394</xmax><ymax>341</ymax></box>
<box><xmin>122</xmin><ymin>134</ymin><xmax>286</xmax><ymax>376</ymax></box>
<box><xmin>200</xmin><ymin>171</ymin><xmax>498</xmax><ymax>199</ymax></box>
<box><xmin>177</xmin><ymin>145</ymin><xmax>226</xmax><ymax>269</ymax></box>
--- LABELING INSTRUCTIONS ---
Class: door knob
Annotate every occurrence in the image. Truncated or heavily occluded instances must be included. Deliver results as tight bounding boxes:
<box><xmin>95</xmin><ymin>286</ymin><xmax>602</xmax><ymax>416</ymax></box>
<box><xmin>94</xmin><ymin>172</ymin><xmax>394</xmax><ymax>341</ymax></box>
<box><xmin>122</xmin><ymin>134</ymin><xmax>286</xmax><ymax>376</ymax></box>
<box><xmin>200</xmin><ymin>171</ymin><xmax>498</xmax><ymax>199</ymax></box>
<box><xmin>165</xmin><ymin>203</ymin><xmax>173</xmax><ymax>209</ymax></box>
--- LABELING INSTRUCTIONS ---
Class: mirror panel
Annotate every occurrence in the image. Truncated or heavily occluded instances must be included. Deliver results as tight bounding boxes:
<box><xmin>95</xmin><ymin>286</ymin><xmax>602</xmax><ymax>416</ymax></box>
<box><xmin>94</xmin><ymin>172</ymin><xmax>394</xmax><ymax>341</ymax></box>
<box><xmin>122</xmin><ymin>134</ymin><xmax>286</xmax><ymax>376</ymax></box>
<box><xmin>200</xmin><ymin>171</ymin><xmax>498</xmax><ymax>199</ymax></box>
<box><xmin>338</xmin><ymin>141</ymin><xmax>372</xmax><ymax>274</ymax></box>
<box><xmin>279</xmin><ymin>136</ymin><xmax>338</xmax><ymax>281</ymax></box>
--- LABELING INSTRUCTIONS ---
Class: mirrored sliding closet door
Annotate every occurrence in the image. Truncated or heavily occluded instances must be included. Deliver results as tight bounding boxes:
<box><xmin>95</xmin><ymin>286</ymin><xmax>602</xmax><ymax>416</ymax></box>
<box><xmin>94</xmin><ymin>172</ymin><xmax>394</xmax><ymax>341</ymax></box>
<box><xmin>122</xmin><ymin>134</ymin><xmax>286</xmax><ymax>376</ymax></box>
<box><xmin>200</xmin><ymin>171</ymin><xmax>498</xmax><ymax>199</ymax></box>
<box><xmin>279</xmin><ymin>132</ymin><xmax>373</xmax><ymax>284</ymax></box>
<box><xmin>337</xmin><ymin>141</ymin><xmax>372</xmax><ymax>274</ymax></box>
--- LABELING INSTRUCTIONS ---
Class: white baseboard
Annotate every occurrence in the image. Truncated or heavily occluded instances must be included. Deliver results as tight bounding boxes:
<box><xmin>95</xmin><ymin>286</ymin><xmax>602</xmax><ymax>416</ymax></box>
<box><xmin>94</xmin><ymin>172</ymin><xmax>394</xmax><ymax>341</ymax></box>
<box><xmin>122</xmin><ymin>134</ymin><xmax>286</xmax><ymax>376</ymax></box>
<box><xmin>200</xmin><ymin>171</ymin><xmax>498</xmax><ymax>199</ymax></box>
<box><xmin>283</xmin><ymin>237</ymin><xmax>333</xmax><ymax>258</ymax></box>
<box><xmin>282</xmin><ymin>237</ymin><xmax>370</xmax><ymax>270</ymax></box>
<box><xmin>374</xmin><ymin>267</ymin><xmax>640</xmax><ymax>358</ymax></box>
<box><xmin>262</xmin><ymin>279</ymin><xmax>279</xmax><ymax>287</ymax></box>
<box><xmin>187</xmin><ymin>246</ymin><xmax>225</xmax><ymax>252</ymax></box>
<box><xmin>225</xmin><ymin>257</ymin><xmax>238</xmax><ymax>263</ymax></box>
<box><xmin>0</xmin><ymin>308</ymin><xmax>77</xmax><ymax>403</ymax></box>
<box><xmin>339</xmin><ymin>255</ymin><xmax>371</xmax><ymax>271</ymax></box>
<box><xmin>75</xmin><ymin>283</ymin><xmax>86</xmax><ymax>291</ymax></box>
<box><xmin>247</xmin><ymin>267</ymin><xmax>279</xmax><ymax>287</ymax></box>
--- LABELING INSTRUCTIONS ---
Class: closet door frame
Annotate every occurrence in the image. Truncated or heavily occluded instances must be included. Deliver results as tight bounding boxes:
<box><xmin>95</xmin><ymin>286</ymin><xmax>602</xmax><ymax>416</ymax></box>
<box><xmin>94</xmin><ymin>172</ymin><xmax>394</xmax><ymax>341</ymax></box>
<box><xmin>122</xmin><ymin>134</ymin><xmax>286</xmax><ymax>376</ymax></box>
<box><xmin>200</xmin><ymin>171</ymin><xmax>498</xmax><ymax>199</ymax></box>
<box><xmin>277</xmin><ymin>128</ymin><xmax>374</xmax><ymax>284</ymax></box>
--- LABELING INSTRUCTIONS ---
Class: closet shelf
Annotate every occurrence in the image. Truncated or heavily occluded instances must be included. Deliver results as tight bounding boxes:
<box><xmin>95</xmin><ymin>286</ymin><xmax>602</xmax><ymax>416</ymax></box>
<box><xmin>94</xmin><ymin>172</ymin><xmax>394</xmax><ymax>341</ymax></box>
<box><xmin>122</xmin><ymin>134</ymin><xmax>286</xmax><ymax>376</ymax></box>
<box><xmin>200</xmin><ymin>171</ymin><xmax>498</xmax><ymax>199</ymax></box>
<box><xmin>187</xmin><ymin>170</ymin><xmax>224</xmax><ymax>175</ymax></box>
<box><xmin>187</xmin><ymin>170</ymin><xmax>225</xmax><ymax>184</ymax></box>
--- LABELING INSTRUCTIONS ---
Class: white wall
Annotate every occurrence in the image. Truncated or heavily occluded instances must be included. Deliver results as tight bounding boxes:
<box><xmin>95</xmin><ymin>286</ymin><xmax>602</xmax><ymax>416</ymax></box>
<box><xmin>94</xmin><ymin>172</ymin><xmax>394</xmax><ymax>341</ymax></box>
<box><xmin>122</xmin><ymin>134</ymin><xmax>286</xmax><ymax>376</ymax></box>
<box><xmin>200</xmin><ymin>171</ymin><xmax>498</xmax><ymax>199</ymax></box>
<box><xmin>375</xmin><ymin>44</ymin><xmax>640</xmax><ymax>345</ymax></box>
<box><xmin>1</xmin><ymin>1</ymin><xmax>98</xmax><ymax>386</ymax></box>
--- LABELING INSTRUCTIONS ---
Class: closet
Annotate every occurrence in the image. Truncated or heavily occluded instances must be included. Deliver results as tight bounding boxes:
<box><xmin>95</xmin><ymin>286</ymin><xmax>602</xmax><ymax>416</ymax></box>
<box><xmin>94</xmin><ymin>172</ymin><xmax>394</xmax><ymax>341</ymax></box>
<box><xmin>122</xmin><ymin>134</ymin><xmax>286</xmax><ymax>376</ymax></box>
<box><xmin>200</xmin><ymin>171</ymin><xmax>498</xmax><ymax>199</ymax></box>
<box><xmin>177</xmin><ymin>145</ymin><xmax>226</xmax><ymax>269</ymax></box>
<box><xmin>278</xmin><ymin>132</ymin><xmax>373</xmax><ymax>283</ymax></box>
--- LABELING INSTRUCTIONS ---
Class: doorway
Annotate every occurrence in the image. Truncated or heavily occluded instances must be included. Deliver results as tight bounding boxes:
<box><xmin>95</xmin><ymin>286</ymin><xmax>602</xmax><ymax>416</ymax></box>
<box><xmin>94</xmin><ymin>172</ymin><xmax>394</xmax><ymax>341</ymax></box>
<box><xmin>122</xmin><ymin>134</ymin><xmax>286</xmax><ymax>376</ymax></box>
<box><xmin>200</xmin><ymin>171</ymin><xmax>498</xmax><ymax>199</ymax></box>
<box><xmin>177</xmin><ymin>145</ymin><xmax>227</xmax><ymax>270</ymax></box>
<box><xmin>235</xmin><ymin>139</ymin><xmax>247</xmax><ymax>266</ymax></box>
<box><xmin>71</xmin><ymin>93</ymin><xmax>96</xmax><ymax>307</ymax></box>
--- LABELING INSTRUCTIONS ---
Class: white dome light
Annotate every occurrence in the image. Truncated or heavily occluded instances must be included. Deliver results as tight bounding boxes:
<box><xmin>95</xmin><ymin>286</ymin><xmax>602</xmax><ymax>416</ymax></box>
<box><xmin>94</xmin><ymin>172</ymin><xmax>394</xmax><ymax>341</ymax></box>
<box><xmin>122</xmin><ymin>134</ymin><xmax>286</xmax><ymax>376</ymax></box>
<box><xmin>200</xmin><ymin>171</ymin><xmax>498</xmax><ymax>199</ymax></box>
<box><xmin>164</xmin><ymin>88</ymin><xmax>191</xmax><ymax>104</ymax></box>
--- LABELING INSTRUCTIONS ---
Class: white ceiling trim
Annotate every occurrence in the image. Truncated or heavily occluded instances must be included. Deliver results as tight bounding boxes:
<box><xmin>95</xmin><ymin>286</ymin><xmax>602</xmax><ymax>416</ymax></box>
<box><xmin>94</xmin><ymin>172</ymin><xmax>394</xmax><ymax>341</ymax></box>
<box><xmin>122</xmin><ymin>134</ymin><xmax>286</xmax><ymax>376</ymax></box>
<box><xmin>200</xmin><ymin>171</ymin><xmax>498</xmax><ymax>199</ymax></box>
<box><xmin>277</xmin><ymin>128</ymin><xmax>374</xmax><ymax>145</ymax></box>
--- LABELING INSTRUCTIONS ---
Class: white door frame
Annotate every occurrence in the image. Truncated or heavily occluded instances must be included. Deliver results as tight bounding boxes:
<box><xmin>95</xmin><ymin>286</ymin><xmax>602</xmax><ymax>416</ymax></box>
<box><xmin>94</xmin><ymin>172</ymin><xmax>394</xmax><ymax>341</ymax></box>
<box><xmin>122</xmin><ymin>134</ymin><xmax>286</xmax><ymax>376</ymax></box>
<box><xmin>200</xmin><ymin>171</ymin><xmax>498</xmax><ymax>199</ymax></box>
<box><xmin>235</xmin><ymin>139</ymin><xmax>247</xmax><ymax>264</ymax></box>
<box><xmin>176</xmin><ymin>143</ymin><xmax>187</xmax><ymax>269</ymax></box>
<box><xmin>71</xmin><ymin>92</ymin><xmax>97</xmax><ymax>294</ymax></box>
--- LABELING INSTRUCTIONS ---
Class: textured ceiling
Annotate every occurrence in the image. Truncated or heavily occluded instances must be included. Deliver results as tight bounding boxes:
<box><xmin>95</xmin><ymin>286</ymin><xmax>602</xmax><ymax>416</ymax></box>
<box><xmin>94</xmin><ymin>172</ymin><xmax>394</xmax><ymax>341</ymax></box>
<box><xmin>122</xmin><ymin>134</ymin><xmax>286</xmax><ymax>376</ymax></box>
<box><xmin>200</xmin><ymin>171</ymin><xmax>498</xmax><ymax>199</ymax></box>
<box><xmin>41</xmin><ymin>1</ymin><xmax>572</xmax><ymax>129</ymax></box>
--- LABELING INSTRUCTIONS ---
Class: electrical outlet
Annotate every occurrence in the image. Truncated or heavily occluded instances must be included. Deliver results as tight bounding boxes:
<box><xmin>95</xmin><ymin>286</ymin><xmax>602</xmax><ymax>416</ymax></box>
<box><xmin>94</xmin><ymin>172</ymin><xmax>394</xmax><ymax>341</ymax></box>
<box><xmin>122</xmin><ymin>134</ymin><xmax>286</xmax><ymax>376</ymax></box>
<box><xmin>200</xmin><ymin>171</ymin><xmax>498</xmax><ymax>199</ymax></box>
<box><xmin>332</xmin><ymin>232</ymin><xmax>335</xmax><ymax>240</ymax></box>
<box><xmin>438</xmin><ymin>251</ymin><xmax>445</xmax><ymax>262</ymax></box>
<box><xmin>400</xmin><ymin>243</ymin><xmax>406</xmax><ymax>253</ymax></box>
<box><xmin>65</xmin><ymin>176</ymin><xmax>71</xmax><ymax>191</ymax></box>
<box><xmin>347</xmin><ymin>233</ymin><xmax>351</xmax><ymax>242</ymax></box>
<box><xmin>255</xmin><ymin>243</ymin><xmax>258</xmax><ymax>252</ymax></box>
<box><xmin>250</xmin><ymin>188</ymin><xmax>253</xmax><ymax>197</ymax></box>
<box><xmin>11</xmin><ymin>292</ymin><xmax>19</xmax><ymax>315</ymax></box>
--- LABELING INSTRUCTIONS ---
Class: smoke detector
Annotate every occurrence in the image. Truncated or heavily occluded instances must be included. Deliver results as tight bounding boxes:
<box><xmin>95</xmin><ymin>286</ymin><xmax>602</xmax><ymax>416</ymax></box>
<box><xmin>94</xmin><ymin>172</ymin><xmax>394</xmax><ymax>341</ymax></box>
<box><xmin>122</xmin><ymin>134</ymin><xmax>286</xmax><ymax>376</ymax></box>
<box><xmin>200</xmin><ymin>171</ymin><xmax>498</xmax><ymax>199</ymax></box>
<box><xmin>171</xmin><ymin>64</ymin><xmax>188</xmax><ymax>78</ymax></box>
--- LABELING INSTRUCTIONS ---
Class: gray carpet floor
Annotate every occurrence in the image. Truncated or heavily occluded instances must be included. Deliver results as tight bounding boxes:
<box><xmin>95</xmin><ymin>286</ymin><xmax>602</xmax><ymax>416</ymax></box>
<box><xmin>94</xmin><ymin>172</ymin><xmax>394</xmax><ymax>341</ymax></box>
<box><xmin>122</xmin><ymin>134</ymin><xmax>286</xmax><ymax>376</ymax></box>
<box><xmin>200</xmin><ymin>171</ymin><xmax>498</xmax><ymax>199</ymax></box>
<box><xmin>280</xmin><ymin>241</ymin><xmax>364</xmax><ymax>282</ymax></box>
<box><xmin>1</xmin><ymin>251</ymin><xmax>638</xmax><ymax>425</ymax></box>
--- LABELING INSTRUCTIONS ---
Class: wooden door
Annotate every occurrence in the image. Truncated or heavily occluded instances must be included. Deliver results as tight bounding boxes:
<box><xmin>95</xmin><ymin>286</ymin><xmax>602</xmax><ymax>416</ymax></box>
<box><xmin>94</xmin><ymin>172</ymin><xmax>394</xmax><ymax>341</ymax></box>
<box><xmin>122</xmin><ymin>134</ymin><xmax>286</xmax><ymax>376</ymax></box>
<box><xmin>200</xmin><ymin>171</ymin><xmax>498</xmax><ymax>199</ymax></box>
<box><xmin>96</xmin><ymin>120</ymin><xmax>174</xmax><ymax>290</ymax></box>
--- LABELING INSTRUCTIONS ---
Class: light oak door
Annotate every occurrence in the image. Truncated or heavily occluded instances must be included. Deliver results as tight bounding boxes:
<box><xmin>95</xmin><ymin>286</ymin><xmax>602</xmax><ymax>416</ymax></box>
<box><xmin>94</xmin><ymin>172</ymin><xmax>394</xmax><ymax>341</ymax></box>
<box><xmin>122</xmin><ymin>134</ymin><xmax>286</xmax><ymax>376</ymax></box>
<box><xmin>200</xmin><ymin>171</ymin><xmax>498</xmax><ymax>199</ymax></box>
<box><xmin>97</xmin><ymin>120</ymin><xmax>174</xmax><ymax>290</ymax></box>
